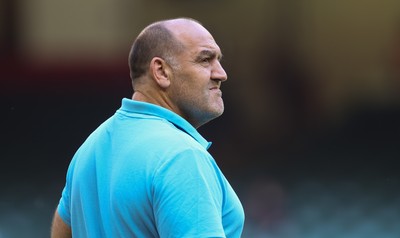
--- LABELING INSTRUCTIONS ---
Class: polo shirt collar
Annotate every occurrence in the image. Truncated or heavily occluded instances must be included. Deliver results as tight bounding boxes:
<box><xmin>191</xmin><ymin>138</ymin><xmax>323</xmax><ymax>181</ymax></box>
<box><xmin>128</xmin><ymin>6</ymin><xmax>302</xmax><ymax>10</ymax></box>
<box><xmin>120</xmin><ymin>98</ymin><xmax>212</xmax><ymax>150</ymax></box>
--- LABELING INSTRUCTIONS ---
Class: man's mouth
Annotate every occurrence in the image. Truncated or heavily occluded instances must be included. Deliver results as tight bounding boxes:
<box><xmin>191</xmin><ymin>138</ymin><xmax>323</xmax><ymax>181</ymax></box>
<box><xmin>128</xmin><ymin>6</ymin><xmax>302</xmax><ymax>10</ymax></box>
<box><xmin>209</xmin><ymin>87</ymin><xmax>222</xmax><ymax>96</ymax></box>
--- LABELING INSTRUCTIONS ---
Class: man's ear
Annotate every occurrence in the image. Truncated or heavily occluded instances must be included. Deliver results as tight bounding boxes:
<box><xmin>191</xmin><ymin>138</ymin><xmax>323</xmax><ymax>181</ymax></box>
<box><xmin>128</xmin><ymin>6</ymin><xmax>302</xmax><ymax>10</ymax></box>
<box><xmin>150</xmin><ymin>57</ymin><xmax>171</xmax><ymax>89</ymax></box>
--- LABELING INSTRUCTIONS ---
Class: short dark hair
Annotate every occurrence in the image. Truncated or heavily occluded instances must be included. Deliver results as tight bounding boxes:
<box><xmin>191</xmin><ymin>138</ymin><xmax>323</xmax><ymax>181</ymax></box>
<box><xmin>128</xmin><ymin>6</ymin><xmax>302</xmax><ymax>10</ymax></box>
<box><xmin>128</xmin><ymin>21</ymin><xmax>184</xmax><ymax>80</ymax></box>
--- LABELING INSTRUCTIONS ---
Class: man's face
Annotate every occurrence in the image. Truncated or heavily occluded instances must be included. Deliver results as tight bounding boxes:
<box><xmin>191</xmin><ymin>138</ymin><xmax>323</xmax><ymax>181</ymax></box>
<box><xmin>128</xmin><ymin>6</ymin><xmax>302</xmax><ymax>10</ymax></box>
<box><xmin>167</xmin><ymin>21</ymin><xmax>228</xmax><ymax>128</ymax></box>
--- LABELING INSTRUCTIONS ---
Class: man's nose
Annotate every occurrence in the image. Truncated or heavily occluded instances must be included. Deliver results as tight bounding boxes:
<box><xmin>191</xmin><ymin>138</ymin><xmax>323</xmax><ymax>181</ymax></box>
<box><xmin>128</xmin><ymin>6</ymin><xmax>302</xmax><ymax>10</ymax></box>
<box><xmin>212</xmin><ymin>61</ymin><xmax>228</xmax><ymax>82</ymax></box>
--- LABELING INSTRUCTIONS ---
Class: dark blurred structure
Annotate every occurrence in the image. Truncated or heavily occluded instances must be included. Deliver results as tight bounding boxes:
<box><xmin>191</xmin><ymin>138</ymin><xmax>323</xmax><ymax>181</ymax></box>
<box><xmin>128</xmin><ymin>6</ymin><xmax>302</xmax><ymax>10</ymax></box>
<box><xmin>1</xmin><ymin>0</ymin><xmax>400</xmax><ymax>237</ymax></box>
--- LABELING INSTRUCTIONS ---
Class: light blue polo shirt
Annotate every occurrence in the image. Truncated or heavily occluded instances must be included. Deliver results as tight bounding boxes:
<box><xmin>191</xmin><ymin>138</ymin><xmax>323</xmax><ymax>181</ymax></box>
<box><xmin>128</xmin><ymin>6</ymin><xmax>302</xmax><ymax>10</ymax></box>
<box><xmin>57</xmin><ymin>98</ymin><xmax>244</xmax><ymax>237</ymax></box>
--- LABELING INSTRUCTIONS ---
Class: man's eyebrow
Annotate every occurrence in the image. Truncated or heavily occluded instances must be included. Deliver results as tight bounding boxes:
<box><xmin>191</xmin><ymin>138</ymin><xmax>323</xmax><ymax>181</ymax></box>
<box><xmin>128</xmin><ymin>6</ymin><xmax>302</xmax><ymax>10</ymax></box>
<box><xmin>196</xmin><ymin>49</ymin><xmax>223</xmax><ymax>61</ymax></box>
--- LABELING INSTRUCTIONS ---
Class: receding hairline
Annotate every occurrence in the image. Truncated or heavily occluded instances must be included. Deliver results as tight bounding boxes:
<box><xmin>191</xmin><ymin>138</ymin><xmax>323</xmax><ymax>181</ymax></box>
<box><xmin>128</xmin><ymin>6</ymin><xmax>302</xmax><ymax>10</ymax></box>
<box><xmin>145</xmin><ymin>17</ymin><xmax>202</xmax><ymax>30</ymax></box>
<box><xmin>140</xmin><ymin>17</ymin><xmax>202</xmax><ymax>41</ymax></box>
<box><xmin>135</xmin><ymin>17</ymin><xmax>204</xmax><ymax>58</ymax></box>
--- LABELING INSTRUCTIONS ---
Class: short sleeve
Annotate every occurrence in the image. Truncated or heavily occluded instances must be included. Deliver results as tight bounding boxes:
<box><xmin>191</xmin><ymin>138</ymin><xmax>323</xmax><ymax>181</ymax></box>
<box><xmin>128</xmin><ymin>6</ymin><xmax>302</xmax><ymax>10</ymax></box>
<box><xmin>57</xmin><ymin>187</ymin><xmax>71</xmax><ymax>226</ymax></box>
<box><xmin>57</xmin><ymin>157</ymin><xmax>77</xmax><ymax>227</ymax></box>
<box><xmin>152</xmin><ymin>149</ymin><xmax>226</xmax><ymax>238</ymax></box>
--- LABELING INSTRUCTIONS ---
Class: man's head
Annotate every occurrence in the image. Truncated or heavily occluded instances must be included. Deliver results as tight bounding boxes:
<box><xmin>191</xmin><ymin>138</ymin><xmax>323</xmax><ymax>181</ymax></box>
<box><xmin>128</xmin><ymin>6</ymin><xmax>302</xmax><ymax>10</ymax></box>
<box><xmin>128</xmin><ymin>20</ymin><xmax>185</xmax><ymax>80</ymax></box>
<box><xmin>129</xmin><ymin>18</ymin><xmax>228</xmax><ymax>128</ymax></box>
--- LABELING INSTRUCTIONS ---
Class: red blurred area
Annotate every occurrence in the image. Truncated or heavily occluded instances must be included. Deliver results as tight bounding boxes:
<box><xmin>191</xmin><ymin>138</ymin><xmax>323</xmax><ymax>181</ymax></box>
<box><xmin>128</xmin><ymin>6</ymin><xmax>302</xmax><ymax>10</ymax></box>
<box><xmin>0</xmin><ymin>56</ymin><xmax>130</xmax><ymax>96</ymax></box>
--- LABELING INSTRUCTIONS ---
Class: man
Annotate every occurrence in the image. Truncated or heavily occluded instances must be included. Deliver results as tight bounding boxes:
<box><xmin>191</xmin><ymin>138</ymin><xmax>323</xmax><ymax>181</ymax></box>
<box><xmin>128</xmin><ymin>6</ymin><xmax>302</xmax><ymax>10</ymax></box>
<box><xmin>51</xmin><ymin>17</ymin><xmax>245</xmax><ymax>238</ymax></box>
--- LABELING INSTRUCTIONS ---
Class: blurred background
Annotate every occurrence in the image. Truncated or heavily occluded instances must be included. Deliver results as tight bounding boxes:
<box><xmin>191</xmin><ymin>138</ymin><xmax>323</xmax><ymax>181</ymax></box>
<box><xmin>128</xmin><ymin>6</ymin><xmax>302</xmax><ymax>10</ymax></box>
<box><xmin>1</xmin><ymin>0</ymin><xmax>400</xmax><ymax>237</ymax></box>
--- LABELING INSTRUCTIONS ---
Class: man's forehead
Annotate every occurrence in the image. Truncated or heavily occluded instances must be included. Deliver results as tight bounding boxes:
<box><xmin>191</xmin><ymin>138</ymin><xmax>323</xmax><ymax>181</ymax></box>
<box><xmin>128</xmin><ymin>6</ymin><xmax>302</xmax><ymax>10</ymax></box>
<box><xmin>164</xmin><ymin>19</ymin><xmax>222</xmax><ymax>55</ymax></box>
<box><xmin>177</xmin><ymin>29</ymin><xmax>219</xmax><ymax>49</ymax></box>
<box><xmin>166</xmin><ymin>20</ymin><xmax>213</xmax><ymax>42</ymax></box>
